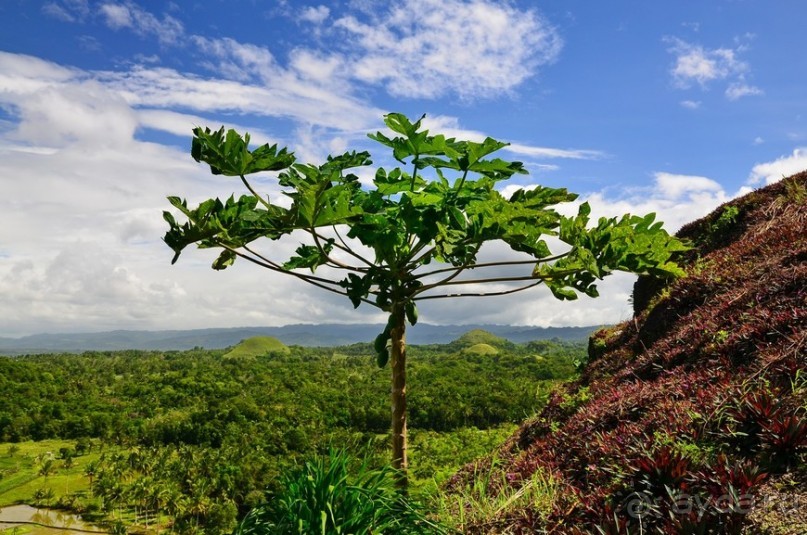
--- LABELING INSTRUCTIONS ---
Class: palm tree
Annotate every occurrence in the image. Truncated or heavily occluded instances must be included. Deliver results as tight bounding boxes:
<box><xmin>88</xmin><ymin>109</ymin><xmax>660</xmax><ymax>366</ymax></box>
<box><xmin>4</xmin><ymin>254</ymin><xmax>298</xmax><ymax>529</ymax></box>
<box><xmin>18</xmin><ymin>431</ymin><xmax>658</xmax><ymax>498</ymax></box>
<box><xmin>84</xmin><ymin>460</ymin><xmax>98</xmax><ymax>496</ymax></box>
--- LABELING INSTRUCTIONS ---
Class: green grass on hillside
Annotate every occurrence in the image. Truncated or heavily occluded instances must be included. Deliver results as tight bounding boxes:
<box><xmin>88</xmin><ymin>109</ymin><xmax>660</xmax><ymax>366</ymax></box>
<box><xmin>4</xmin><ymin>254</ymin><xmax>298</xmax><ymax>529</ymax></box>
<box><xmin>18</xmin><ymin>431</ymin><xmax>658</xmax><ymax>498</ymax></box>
<box><xmin>461</xmin><ymin>343</ymin><xmax>499</xmax><ymax>356</ymax></box>
<box><xmin>223</xmin><ymin>336</ymin><xmax>289</xmax><ymax>359</ymax></box>
<box><xmin>451</xmin><ymin>330</ymin><xmax>510</xmax><ymax>350</ymax></box>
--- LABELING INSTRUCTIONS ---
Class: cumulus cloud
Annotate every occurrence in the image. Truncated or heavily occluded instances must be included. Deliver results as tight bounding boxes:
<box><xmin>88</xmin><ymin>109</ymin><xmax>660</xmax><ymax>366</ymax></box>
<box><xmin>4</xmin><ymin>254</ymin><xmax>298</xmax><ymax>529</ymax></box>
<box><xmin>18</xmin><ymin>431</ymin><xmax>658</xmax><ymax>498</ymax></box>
<box><xmin>0</xmin><ymin>46</ymin><xmax>403</xmax><ymax>337</ymax></box>
<box><xmin>680</xmin><ymin>100</ymin><xmax>701</xmax><ymax>109</ymax></box>
<box><xmin>666</xmin><ymin>37</ymin><xmax>746</xmax><ymax>87</ymax></box>
<box><xmin>665</xmin><ymin>36</ymin><xmax>762</xmax><ymax>101</ymax></box>
<box><xmin>334</xmin><ymin>0</ymin><xmax>562</xmax><ymax>99</ymax></box>
<box><xmin>0</xmin><ymin>51</ymin><xmax>350</xmax><ymax>336</ymax></box>
<box><xmin>748</xmin><ymin>148</ymin><xmax>807</xmax><ymax>185</ymax></box>
<box><xmin>46</xmin><ymin>0</ymin><xmax>559</xmax><ymax>105</ymax></box>
<box><xmin>568</xmin><ymin>172</ymin><xmax>733</xmax><ymax>233</ymax></box>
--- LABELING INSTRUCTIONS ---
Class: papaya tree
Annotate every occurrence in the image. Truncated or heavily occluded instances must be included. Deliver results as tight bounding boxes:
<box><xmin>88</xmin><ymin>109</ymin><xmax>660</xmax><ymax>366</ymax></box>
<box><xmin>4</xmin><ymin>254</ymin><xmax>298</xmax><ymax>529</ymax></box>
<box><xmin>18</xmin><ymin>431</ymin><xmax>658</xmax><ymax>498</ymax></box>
<box><xmin>163</xmin><ymin>113</ymin><xmax>687</xmax><ymax>486</ymax></box>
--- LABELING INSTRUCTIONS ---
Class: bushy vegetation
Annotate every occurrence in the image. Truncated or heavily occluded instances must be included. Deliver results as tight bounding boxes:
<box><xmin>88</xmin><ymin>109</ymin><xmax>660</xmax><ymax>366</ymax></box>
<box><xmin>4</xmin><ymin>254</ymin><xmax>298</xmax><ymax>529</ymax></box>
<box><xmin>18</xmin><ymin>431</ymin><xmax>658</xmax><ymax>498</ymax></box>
<box><xmin>233</xmin><ymin>449</ymin><xmax>445</xmax><ymax>535</ymax></box>
<box><xmin>0</xmin><ymin>335</ymin><xmax>583</xmax><ymax>533</ymax></box>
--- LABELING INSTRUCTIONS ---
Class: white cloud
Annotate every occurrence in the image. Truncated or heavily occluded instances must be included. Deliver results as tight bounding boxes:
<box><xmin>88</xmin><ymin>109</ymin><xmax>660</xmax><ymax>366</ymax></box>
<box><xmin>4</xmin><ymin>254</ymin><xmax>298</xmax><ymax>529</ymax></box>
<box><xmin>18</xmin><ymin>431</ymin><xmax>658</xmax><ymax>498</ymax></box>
<box><xmin>0</xmin><ymin>52</ymin><xmax>331</xmax><ymax>336</ymax></box>
<box><xmin>289</xmin><ymin>49</ymin><xmax>345</xmax><ymax>85</ymax></box>
<box><xmin>654</xmin><ymin>172</ymin><xmax>723</xmax><ymax>200</ymax></box>
<box><xmin>506</xmin><ymin>143</ymin><xmax>603</xmax><ymax>160</ymax></box>
<box><xmin>574</xmin><ymin>172</ymin><xmax>732</xmax><ymax>233</ymax></box>
<box><xmin>0</xmin><ymin>48</ymin><xmax>398</xmax><ymax>337</ymax></box>
<box><xmin>334</xmin><ymin>0</ymin><xmax>562</xmax><ymax>99</ymax></box>
<box><xmin>42</xmin><ymin>3</ymin><xmax>79</xmax><ymax>22</ymax></box>
<box><xmin>753</xmin><ymin>136</ymin><xmax>764</xmax><ymax>145</ymax></box>
<box><xmin>0</xmin><ymin>50</ymin><xmax>633</xmax><ymax>337</ymax></box>
<box><xmin>136</xmin><ymin>109</ymin><xmax>282</xmax><ymax>148</ymax></box>
<box><xmin>95</xmin><ymin>63</ymin><xmax>381</xmax><ymax>131</ymax></box>
<box><xmin>299</xmin><ymin>5</ymin><xmax>330</xmax><ymax>25</ymax></box>
<box><xmin>748</xmin><ymin>148</ymin><xmax>807</xmax><ymax>185</ymax></box>
<box><xmin>42</xmin><ymin>0</ymin><xmax>90</xmax><ymax>22</ymax></box>
<box><xmin>0</xmin><ymin>51</ymin><xmax>77</xmax><ymax>89</ymax></box>
<box><xmin>725</xmin><ymin>82</ymin><xmax>764</xmax><ymax>100</ymax></box>
<box><xmin>665</xmin><ymin>36</ymin><xmax>761</xmax><ymax>101</ymax></box>
<box><xmin>99</xmin><ymin>3</ymin><xmax>132</xmax><ymax>28</ymax></box>
<box><xmin>51</xmin><ymin>1</ymin><xmax>557</xmax><ymax>104</ymax></box>
<box><xmin>666</xmin><ymin>37</ymin><xmax>746</xmax><ymax>87</ymax></box>
<box><xmin>680</xmin><ymin>100</ymin><xmax>701</xmax><ymax>109</ymax></box>
<box><xmin>0</xmin><ymin>53</ymin><xmax>137</xmax><ymax>148</ymax></box>
<box><xmin>99</xmin><ymin>1</ymin><xmax>184</xmax><ymax>44</ymax></box>
<box><xmin>191</xmin><ymin>36</ymin><xmax>277</xmax><ymax>83</ymax></box>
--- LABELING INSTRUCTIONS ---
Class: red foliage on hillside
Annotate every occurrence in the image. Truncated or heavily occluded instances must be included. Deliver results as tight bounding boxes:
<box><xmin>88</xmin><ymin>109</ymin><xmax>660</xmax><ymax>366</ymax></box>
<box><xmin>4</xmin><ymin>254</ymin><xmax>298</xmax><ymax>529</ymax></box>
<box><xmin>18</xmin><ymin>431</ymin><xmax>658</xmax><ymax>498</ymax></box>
<box><xmin>450</xmin><ymin>173</ymin><xmax>806</xmax><ymax>534</ymax></box>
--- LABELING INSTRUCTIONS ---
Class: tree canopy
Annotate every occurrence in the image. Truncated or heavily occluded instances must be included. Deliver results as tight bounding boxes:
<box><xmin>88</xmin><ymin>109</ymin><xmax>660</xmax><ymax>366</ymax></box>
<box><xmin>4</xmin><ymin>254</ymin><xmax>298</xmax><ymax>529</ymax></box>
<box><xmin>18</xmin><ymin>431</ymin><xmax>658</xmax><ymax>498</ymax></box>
<box><xmin>163</xmin><ymin>113</ymin><xmax>687</xmax><ymax>482</ymax></box>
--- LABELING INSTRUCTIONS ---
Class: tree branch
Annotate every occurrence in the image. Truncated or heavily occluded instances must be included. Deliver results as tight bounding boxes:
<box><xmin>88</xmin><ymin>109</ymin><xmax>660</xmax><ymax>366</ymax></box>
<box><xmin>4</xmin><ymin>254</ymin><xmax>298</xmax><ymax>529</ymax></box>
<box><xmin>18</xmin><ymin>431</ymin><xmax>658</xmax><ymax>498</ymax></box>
<box><xmin>332</xmin><ymin>225</ymin><xmax>375</xmax><ymax>268</ymax></box>
<box><xmin>308</xmin><ymin>226</ymin><xmax>363</xmax><ymax>272</ymax></box>
<box><xmin>231</xmin><ymin>246</ymin><xmax>380</xmax><ymax>307</ymax></box>
<box><xmin>411</xmin><ymin>242</ymin><xmax>483</xmax><ymax>297</ymax></box>
<box><xmin>415</xmin><ymin>279</ymin><xmax>545</xmax><ymax>300</ymax></box>
<box><xmin>435</xmin><ymin>274</ymin><xmax>546</xmax><ymax>286</ymax></box>
<box><xmin>239</xmin><ymin>174</ymin><xmax>273</xmax><ymax>210</ymax></box>
<box><xmin>412</xmin><ymin>252</ymin><xmax>569</xmax><ymax>280</ymax></box>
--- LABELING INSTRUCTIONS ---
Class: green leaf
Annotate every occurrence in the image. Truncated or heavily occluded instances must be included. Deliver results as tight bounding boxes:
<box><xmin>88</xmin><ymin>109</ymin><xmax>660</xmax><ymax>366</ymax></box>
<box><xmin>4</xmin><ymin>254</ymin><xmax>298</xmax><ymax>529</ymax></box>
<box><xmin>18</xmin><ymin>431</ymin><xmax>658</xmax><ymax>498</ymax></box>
<box><xmin>338</xmin><ymin>273</ymin><xmax>373</xmax><ymax>309</ymax></box>
<box><xmin>283</xmin><ymin>242</ymin><xmax>334</xmax><ymax>272</ymax></box>
<box><xmin>191</xmin><ymin>126</ymin><xmax>295</xmax><ymax>176</ymax></box>
<box><xmin>212</xmin><ymin>249</ymin><xmax>236</xmax><ymax>270</ymax></box>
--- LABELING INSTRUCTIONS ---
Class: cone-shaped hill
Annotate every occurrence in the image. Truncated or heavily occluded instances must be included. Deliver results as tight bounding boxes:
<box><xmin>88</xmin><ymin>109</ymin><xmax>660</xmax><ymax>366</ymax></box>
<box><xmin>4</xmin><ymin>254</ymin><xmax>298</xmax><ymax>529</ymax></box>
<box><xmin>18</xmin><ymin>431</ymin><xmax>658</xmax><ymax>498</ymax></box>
<box><xmin>449</xmin><ymin>329</ymin><xmax>515</xmax><ymax>353</ymax></box>
<box><xmin>223</xmin><ymin>336</ymin><xmax>290</xmax><ymax>359</ymax></box>
<box><xmin>447</xmin><ymin>173</ymin><xmax>806</xmax><ymax>534</ymax></box>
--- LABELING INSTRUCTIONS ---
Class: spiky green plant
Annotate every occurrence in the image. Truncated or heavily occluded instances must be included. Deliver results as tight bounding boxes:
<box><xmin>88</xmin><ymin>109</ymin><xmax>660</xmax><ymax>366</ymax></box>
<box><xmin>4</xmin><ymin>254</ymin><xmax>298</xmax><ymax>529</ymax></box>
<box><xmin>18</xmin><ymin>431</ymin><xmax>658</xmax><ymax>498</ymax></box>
<box><xmin>232</xmin><ymin>449</ymin><xmax>447</xmax><ymax>535</ymax></box>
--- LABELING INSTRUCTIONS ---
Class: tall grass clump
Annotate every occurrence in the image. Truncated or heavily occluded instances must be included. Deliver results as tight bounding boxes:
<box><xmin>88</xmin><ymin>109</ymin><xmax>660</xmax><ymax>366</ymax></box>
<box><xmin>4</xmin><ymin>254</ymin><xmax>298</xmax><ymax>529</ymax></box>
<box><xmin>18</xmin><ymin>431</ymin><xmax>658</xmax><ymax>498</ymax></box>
<box><xmin>232</xmin><ymin>448</ymin><xmax>447</xmax><ymax>534</ymax></box>
<box><xmin>434</xmin><ymin>456</ymin><xmax>560</xmax><ymax>533</ymax></box>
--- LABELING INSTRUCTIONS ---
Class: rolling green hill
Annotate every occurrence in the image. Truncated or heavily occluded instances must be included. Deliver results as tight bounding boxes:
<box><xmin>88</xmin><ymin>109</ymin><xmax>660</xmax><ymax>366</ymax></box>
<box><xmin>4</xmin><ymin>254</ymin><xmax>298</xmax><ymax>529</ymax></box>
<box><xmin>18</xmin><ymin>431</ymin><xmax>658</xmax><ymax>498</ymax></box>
<box><xmin>450</xmin><ymin>329</ymin><xmax>513</xmax><ymax>351</ymax></box>
<box><xmin>223</xmin><ymin>336</ymin><xmax>289</xmax><ymax>358</ymax></box>
<box><xmin>460</xmin><ymin>343</ymin><xmax>500</xmax><ymax>356</ymax></box>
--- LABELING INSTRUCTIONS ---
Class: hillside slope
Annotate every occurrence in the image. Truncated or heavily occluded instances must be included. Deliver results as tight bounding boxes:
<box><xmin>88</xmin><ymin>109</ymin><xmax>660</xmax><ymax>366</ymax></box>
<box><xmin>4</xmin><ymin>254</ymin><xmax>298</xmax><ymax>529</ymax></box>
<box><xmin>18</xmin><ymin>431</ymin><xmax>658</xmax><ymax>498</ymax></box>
<box><xmin>223</xmin><ymin>336</ymin><xmax>290</xmax><ymax>359</ymax></box>
<box><xmin>449</xmin><ymin>173</ymin><xmax>806</xmax><ymax>534</ymax></box>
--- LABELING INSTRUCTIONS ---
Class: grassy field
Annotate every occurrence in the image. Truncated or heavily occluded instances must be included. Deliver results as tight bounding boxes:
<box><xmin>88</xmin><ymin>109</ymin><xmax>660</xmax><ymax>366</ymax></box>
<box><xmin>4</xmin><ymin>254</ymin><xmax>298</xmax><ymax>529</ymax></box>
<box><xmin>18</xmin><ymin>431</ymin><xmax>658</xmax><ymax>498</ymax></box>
<box><xmin>0</xmin><ymin>440</ymin><xmax>98</xmax><ymax>507</ymax></box>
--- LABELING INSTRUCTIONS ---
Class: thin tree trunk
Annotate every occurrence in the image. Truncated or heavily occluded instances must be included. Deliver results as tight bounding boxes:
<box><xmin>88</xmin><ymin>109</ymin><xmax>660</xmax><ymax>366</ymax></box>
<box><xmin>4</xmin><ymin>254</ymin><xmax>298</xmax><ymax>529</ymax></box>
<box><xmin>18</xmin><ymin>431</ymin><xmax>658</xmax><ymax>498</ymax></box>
<box><xmin>390</xmin><ymin>306</ymin><xmax>408</xmax><ymax>489</ymax></box>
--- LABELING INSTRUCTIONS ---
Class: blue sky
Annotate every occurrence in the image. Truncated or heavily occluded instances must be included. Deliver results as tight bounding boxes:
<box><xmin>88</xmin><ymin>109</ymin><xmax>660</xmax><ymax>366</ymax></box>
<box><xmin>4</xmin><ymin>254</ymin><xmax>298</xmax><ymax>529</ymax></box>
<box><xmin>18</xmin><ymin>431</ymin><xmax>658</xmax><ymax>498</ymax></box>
<box><xmin>1</xmin><ymin>0</ymin><xmax>805</xmax><ymax>336</ymax></box>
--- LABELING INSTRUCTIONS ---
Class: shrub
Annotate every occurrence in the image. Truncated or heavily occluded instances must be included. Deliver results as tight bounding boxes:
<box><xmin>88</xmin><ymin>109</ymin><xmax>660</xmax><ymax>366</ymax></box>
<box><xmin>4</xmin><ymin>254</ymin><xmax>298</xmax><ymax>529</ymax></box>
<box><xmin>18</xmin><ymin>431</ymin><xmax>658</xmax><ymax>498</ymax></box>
<box><xmin>232</xmin><ymin>449</ymin><xmax>446</xmax><ymax>535</ymax></box>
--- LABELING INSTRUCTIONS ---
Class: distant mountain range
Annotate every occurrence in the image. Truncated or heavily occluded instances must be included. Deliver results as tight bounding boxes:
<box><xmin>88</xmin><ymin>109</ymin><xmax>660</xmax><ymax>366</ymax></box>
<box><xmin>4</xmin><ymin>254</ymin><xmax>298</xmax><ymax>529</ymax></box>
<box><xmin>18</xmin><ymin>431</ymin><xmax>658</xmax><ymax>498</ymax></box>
<box><xmin>0</xmin><ymin>324</ymin><xmax>600</xmax><ymax>355</ymax></box>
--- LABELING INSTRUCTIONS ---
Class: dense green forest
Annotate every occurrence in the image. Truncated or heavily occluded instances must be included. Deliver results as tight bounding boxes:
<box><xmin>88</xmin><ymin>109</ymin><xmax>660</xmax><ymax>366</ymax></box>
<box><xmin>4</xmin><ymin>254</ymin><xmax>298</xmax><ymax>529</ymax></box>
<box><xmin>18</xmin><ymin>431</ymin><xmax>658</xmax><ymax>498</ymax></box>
<box><xmin>0</xmin><ymin>334</ymin><xmax>584</xmax><ymax>533</ymax></box>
